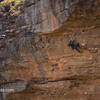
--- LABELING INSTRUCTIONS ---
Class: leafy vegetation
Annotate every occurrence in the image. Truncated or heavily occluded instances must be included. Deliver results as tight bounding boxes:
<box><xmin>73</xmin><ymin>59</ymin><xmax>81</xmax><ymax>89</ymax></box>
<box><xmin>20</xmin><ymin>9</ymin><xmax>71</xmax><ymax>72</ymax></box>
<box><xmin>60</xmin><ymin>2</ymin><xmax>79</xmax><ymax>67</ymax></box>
<box><xmin>0</xmin><ymin>0</ymin><xmax>24</xmax><ymax>15</ymax></box>
<box><xmin>0</xmin><ymin>0</ymin><xmax>24</xmax><ymax>7</ymax></box>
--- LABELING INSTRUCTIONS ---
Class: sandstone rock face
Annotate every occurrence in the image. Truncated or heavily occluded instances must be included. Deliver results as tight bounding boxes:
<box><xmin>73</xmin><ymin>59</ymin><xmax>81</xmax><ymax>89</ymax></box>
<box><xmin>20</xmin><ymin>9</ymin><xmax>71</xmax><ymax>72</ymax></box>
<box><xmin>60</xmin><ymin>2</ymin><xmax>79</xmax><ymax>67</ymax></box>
<box><xmin>0</xmin><ymin>0</ymin><xmax>100</xmax><ymax>100</ymax></box>
<box><xmin>17</xmin><ymin>0</ymin><xmax>81</xmax><ymax>33</ymax></box>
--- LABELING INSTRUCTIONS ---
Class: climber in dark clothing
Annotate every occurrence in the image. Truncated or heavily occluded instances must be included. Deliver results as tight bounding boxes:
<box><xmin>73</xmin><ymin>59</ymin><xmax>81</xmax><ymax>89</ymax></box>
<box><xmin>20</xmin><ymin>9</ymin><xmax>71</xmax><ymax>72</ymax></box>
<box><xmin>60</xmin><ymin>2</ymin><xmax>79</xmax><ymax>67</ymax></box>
<box><xmin>68</xmin><ymin>40</ymin><xmax>75</xmax><ymax>50</ymax></box>
<box><xmin>75</xmin><ymin>43</ymin><xmax>81</xmax><ymax>52</ymax></box>
<box><xmin>68</xmin><ymin>40</ymin><xmax>81</xmax><ymax>53</ymax></box>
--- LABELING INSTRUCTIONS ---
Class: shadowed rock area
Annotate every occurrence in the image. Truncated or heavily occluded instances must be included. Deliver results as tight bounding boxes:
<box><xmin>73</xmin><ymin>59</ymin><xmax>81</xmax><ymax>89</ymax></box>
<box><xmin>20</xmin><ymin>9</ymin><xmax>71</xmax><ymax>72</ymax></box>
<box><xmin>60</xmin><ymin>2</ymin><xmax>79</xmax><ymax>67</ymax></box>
<box><xmin>0</xmin><ymin>0</ymin><xmax>100</xmax><ymax>100</ymax></box>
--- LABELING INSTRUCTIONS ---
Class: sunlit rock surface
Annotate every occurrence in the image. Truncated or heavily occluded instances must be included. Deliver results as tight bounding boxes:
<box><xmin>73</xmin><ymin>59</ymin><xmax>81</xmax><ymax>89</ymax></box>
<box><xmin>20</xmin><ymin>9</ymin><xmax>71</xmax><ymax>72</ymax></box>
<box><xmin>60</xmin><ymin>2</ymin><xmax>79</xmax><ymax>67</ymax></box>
<box><xmin>17</xmin><ymin>0</ymin><xmax>82</xmax><ymax>33</ymax></box>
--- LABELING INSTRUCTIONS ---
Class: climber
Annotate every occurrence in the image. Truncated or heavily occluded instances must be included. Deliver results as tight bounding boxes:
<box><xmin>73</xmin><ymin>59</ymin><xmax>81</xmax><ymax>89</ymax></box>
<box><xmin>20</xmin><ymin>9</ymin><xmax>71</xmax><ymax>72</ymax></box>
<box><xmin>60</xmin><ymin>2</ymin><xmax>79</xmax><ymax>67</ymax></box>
<box><xmin>68</xmin><ymin>40</ymin><xmax>81</xmax><ymax>53</ymax></box>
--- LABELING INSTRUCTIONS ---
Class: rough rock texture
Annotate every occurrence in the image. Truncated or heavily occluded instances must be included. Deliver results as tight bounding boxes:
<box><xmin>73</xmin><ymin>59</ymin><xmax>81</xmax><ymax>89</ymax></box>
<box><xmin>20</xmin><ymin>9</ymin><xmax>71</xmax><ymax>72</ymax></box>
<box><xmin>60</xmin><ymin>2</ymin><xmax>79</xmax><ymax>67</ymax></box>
<box><xmin>0</xmin><ymin>0</ymin><xmax>100</xmax><ymax>100</ymax></box>
<box><xmin>17</xmin><ymin>0</ymin><xmax>81</xmax><ymax>33</ymax></box>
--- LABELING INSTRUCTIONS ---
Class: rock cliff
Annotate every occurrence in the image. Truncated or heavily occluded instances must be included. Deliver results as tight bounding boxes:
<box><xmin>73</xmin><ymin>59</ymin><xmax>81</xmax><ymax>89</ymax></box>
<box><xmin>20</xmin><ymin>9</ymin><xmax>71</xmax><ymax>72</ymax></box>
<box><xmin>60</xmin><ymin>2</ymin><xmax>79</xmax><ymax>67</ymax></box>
<box><xmin>0</xmin><ymin>0</ymin><xmax>100</xmax><ymax>100</ymax></box>
<box><xmin>17</xmin><ymin>0</ymin><xmax>82</xmax><ymax>33</ymax></box>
